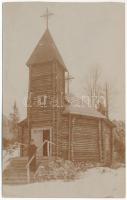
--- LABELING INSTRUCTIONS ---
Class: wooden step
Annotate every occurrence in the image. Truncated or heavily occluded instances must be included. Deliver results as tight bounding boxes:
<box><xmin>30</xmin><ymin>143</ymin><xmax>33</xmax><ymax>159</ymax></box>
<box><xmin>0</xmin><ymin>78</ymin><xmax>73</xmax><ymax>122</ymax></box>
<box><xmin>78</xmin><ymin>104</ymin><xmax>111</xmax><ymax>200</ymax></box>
<box><xmin>3</xmin><ymin>171</ymin><xmax>27</xmax><ymax>177</ymax></box>
<box><xmin>11</xmin><ymin>157</ymin><xmax>28</xmax><ymax>162</ymax></box>
<box><xmin>3</xmin><ymin>179</ymin><xmax>28</xmax><ymax>185</ymax></box>
<box><xmin>3</xmin><ymin>175</ymin><xmax>28</xmax><ymax>184</ymax></box>
<box><xmin>3</xmin><ymin>176</ymin><xmax>27</xmax><ymax>181</ymax></box>
<box><xmin>10</xmin><ymin>164</ymin><xmax>27</xmax><ymax>169</ymax></box>
<box><xmin>9</xmin><ymin>167</ymin><xmax>27</xmax><ymax>172</ymax></box>
<box><xmin>11</xmin><ymin>160</ymin><xmax>28</xmax><ymax>165</ymax></box>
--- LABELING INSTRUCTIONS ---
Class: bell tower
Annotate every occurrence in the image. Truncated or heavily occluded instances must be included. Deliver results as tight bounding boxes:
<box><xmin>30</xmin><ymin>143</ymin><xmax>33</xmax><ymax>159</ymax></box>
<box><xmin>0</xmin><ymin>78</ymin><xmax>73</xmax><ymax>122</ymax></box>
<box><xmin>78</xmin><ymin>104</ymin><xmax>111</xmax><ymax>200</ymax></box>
<box><xmin>26</xmin><ymin>15</ymin><xmax>68</xmax><ymax>157</ymax></box>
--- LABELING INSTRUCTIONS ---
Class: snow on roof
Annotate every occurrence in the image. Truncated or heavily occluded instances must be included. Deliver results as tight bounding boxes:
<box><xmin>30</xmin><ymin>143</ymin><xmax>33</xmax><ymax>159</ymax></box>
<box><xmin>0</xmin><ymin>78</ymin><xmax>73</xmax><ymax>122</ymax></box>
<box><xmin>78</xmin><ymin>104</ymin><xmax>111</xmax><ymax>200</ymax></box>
<box><xmin>63</xmin><ymin>104</ymin><xmax>106</xmax><ymax>119</ymax></box>
<box><xmin>63</xmin><ymin>94</ymin><xmax>106</xmax><ymax>118</ymax></box>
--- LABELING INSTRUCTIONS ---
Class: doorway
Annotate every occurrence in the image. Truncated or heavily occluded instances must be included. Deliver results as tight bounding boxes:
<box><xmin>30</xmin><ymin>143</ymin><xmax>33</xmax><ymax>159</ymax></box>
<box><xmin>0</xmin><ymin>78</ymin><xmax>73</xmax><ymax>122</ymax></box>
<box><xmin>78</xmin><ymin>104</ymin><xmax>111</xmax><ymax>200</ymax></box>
<box><xmin>31</xmin><ymin>128</ymin><xmax>52</xmax><ymax>158</ymax></box>
<box><xmin>43</xmin><ymin>129</ymin><xmax>50</xmax><ymax>156</ymax></box>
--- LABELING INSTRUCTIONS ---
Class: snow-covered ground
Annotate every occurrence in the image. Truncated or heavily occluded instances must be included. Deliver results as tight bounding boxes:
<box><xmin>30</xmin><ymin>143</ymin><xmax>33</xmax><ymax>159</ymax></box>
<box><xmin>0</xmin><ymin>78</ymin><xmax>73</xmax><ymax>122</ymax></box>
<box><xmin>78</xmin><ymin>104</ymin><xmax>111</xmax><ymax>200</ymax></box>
<box><xmin>3</xmin><ymin>167</ymin><xmax>125</xmax><ymax>198</ymax></box>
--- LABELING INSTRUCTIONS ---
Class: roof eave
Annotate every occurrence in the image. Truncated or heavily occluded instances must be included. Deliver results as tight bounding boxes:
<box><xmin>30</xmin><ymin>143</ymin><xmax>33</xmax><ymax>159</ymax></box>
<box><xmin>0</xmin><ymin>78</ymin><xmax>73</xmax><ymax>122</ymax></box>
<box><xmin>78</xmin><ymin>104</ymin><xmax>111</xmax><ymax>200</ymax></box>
<box><xmin>26</xmin><ymin>59</ymin><xmax>68</xmax><ymax>72</ymax></box>
<box><xmin>62</xmin><ymin>111</ymin><xmax>106</xmax><ymax>119</ymax></box>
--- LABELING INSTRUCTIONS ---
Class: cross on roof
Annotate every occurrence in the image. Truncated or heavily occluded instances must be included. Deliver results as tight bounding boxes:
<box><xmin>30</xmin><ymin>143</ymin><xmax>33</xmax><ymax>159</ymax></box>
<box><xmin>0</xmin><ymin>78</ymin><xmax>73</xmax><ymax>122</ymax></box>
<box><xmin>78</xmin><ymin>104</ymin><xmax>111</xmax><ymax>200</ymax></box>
<box><xmin>40</xmin><ymin>8</ymin><xmax>54</xmax><ymax>29</ymax></box>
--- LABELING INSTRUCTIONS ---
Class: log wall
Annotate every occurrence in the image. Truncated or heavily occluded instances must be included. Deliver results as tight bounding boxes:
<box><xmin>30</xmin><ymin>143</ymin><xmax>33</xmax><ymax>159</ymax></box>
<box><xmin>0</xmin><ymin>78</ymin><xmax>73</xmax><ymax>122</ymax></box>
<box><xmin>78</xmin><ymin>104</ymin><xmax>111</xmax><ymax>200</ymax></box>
<box><xmin>71</xmin><ymin>116</ymin><xmax>100</xmax><ymax>162</ymax></box>
<box><xmin>27</xmin><ymin>60</ymin><xmax>65</xmax><ymax>157</ymax></box>
<box><xmin>61</xmin><ymin>115</ymin><xmax>69</xmax><ymax>160</ymax></box>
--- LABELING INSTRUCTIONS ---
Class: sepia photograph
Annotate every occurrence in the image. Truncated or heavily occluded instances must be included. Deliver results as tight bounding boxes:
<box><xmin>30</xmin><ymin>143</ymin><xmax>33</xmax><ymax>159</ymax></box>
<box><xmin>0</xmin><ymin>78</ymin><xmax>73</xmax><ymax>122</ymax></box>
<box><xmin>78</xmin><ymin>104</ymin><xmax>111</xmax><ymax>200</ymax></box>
<box><xmin>2</xmin><ymin>2</ymin><xmax>125</xmax><ymax>198</ymax></box>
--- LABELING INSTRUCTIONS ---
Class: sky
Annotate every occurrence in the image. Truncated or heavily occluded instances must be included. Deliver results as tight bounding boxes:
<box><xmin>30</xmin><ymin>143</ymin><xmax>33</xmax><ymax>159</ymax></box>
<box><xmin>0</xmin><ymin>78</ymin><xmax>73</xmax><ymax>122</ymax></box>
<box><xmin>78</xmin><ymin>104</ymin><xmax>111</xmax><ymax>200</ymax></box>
<box><xmin>3</xmin><ymin>2</ymin><xmax>125</xmax><ymax>121</ymax></box>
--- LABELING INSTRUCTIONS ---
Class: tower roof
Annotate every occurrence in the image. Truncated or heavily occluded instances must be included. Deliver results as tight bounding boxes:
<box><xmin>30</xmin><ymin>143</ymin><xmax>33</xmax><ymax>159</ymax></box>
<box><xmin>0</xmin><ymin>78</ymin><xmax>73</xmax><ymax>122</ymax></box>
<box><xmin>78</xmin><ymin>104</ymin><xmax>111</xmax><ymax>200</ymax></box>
<box><xmin>26</xmin><ymin>29</ymin><xmax>67</xmax><ymax>71</ymax></box>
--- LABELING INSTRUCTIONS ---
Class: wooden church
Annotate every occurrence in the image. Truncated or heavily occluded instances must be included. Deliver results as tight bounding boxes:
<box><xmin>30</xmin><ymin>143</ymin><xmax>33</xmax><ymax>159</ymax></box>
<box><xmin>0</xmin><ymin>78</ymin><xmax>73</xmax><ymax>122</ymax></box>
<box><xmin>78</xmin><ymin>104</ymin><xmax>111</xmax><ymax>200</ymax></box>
<box><xmin>18</xmin><ymin>13</ymin><xmax>115</xmax><ymax>166</ymax></box>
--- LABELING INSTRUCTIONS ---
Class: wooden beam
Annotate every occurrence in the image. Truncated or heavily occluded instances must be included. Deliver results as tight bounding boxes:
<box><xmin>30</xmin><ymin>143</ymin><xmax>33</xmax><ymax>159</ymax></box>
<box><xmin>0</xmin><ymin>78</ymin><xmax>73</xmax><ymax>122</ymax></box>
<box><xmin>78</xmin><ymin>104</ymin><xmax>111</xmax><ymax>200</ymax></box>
<box><xmin>110</xmin><ymin>127</ymin><xmax>114</xmax><ymax>164</ymax></box>
<box><xmin>47</xmin><ymin>141</ymin><xmax>50</xmax><ymax>157</ymax></box>
<box><xmin>98</xmin><ymin>119</ymin><xmax>103</xmax><ymax>162</ymax></box>
<box><xmin>68</xmin><ymin>114</ymin><xmax>72</xmax><ymax>160</ymax></box>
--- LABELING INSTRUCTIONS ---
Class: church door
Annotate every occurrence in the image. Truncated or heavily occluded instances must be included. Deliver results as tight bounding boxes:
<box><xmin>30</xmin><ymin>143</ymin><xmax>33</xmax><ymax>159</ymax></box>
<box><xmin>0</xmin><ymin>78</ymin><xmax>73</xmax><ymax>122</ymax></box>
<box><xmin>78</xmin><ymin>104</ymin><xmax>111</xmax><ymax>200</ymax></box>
<box><xmin>31</xmin><ymin>128</ymin><xmax>52</xmax><ymax>159</ymax></box>
<box><xmin>43</xmin><ymin>129</ymin><xmax>50</xmax><ymax>156</ymax></box>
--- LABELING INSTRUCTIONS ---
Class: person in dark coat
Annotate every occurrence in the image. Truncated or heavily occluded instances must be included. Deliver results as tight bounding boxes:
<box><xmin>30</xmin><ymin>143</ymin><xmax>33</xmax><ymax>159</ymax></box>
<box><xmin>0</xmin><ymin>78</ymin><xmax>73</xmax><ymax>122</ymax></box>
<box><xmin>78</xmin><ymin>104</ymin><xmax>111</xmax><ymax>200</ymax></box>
<box><xmin>28</xmin><ymin>139</ymin><xmax>37</xmax><ymax>172</ymax></box>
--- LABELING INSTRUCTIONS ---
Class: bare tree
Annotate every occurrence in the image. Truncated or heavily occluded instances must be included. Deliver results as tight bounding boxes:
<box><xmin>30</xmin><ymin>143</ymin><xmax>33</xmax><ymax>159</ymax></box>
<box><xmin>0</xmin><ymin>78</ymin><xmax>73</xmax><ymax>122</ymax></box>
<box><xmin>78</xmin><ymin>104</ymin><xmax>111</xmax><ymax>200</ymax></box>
<box><xmin>84</xmin><ymin>67</ymin><xmax>109</xmax><ymax>117</ymax></box>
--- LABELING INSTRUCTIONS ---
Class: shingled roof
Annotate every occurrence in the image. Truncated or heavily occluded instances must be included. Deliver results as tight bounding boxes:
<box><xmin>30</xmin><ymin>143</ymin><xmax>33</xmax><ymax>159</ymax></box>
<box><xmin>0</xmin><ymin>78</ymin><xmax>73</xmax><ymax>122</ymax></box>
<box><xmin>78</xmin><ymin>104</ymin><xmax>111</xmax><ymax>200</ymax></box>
<box><xmin>26</xmin><ymin>29</ymin><xmax>67</xmax><ymax>71</ymax></box>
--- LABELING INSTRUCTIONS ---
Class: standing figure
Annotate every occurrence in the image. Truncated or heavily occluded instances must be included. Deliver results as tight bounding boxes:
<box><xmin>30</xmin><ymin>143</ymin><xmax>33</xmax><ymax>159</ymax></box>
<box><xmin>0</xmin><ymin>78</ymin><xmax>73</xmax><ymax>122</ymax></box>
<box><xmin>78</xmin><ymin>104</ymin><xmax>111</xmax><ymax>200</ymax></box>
<box><xmin>28</xmin><ymin>139</ymin><xmax>37</xmax><ymax>172</ymax></box>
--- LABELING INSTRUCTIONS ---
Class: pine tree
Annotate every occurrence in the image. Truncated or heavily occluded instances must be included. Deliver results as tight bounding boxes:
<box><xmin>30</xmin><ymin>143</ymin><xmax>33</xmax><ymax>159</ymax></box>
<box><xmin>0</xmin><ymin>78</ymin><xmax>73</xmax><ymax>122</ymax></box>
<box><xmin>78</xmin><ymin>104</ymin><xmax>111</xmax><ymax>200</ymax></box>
<box><xmin>9</xmin><ymin>101</ymin><xmax>20</xmax><ymax>142</ymax></box>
